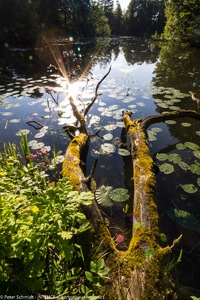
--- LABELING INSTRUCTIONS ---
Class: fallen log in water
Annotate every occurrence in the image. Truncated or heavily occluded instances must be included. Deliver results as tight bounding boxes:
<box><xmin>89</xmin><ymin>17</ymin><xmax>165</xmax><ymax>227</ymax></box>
<box><xmin>62</xmin><ymin>74</ymin><xmax>200</xmax><ymax>300</ymax></box>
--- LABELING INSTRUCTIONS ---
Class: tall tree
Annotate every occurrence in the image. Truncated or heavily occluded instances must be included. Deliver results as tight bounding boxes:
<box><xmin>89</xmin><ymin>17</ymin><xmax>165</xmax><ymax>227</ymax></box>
<box><xmin>163</xmin><ymin>0</ymin><xmax>200</xmax><ymax>44</ymax></box>
<box><xmin>113</xmin><ymin>0</ymin><xmax>123</xmax><ymax>35</ymax></box>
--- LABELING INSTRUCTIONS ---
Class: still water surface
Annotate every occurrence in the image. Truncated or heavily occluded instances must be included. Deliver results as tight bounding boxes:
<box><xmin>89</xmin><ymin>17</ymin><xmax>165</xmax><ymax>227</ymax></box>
<box><xmin>0</xmin><ymin>37</ymin><xmax>200</xmax><ymax>292</ymax></box>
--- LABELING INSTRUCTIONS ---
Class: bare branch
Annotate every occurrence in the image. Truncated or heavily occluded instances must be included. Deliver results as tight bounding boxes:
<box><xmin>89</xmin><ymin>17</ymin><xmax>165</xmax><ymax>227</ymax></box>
<box><xmin>84</xmin><ymin>66</ymin><xmax>111</xmax><ymax>116</ymax></box>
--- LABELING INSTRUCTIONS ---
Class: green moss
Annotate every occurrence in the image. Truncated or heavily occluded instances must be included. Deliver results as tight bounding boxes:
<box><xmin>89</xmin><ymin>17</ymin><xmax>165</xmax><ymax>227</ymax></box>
<box><xmin>62</xmin><ymin>133</ymin><xmax>88</xmax><ymax>190</ymax></box>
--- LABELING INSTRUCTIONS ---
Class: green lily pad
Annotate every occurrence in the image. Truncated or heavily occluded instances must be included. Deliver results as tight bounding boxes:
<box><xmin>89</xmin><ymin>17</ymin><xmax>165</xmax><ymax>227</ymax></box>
<box><xmin>185</xmin><ymin>142</ymin><xmax>199</xmax><ymax>150</ymax></box>
<box><xmin>196</xmin><ymin>131</ymin><xmax>200</xmax><ymax>136</ymax></box>
<box><xmin>181</xmin><ymin>122</ymin><xmax>191</xmax><ymax>127</ymax></box>
<box><xmin>95</xmin><ymin>185</ymin><xmax>113</xmax><ymax>207</ymax></box>
<box><xmin>197</xmin><ymin>178</ymin><xmax>200</xmax><ymax>187</ymax></box>
<box><xmin>165</xmin><ymin>120</ymin><xmax>176</xmax><ymax>125</ymax></box>
<box><xmin>193</xmin><ymin>150</ymin><xmax>200</xmax><ymax>159</ymax></box>
<box><xmin>156</xmin><ymin>153</ymin><xmax>168</xmax><ymax>161</ymax></box>
<box><xmin>190</xmin><ymin>164</ymin><xmax>200</xmax><ymax>175</ymax></box>
<box><xmin>159</xmin><ymin>163</ymin><xmax>174</xmax><ymax>174</ymax></box>
<box><xmin>151</xmin><ymin>127</ymin><xmax>163</xmax><ymax>133</ymax></box>
<box><xmin>180</xmin><ymin>184</ymin><xmax>198</xmax><ymax>194</ymax></box>
<box><xmin>109</xmin><ymin>188</ymin><xmax>129</xmax><ymax>202</ymax></box>
<box><xmin>176</xmin><ymin>143</ymin><xmax>187</xmax><ymax>150</ymax></box>
<box><xmin>168</xmin><ymin>153</ymin><xmax>181</xmax><ymax>163</ymax></box>
<box><xmin>167</xmin><ymin>208</ymin><xmax>200</xmax><ymax>231</ymax></box>
<box><xmin>117</xmin><ymin>149</ymin><xmax>131</xmax><ymax>156</ymax></box>
<box><xmin>178</xmin><ymin>161</ymin><xmax>190</xmax><ymax>171</ymax></box>
<box><xmin>100</xmin><ymin>143</ymin><xmax>116</xmax><ymax>154</ymax></box>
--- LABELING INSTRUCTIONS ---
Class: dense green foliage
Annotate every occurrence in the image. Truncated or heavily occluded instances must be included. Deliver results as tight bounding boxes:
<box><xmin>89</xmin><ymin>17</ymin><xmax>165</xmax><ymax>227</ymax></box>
<box><xmin>0</xmin><ymin>143</ymin><xmax>109</xmax><ymax>296</ymax></box>
<box><xmin>163</xmin><ymin>0</ymin><xmax>200</xmax><ymax>44</ymax></box>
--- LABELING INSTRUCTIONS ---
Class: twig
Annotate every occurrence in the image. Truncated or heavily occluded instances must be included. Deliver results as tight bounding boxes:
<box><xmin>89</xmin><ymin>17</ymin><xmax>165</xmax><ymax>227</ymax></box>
<box><xmin>84</xmin><ymin>66</ymin><xmax>112</xmax><ymax>116</ymax></box>
<box><xmin>170</xmin><ymin>234</ymin><xmax>183</xmax><ymax>249</ymax></box>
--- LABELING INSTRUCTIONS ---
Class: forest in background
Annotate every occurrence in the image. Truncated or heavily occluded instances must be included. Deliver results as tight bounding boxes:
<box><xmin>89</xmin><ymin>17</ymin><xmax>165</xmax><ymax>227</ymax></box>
<box><xmin>0</xmin><ymin>0</ymin><xmax>199</xmax><ymax>45</ymax></box>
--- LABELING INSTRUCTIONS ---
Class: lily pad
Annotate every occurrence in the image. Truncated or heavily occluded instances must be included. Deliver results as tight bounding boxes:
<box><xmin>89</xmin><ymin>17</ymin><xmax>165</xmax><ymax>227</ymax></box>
<box><xmin>185</xmin><ymin>142</ymin><xmax>199</xmax><ymax>150</ymax></box>
<box><xmin>176</xmin><ymin>143</ymin><xmax>187</xmax><ymax>150</ymax></box>
<box><xmin>100</xmin><ymin>143</ymin><xmax>116</xmax><ymax>154</ymax></box>
<box><xmin>95</xmin><ymin>185</ymin><xmax>113</xmax><ymax>207</ymax></box>
<box><xmin>197</xmin><ymin>178</ymin><xmax>200</xmax><ymax>187</ymax></box>
<box><xmin>156</xmin><ymin>153</ymin><xmax>168</xmax><ymax>161</ymax></box>
<box><xmin>151</xmin><ymin>127</ymin><xmax>162</xmax><ymax>133</ymax></box>
<box><xmin>178</xmin><ymin>161</ymin><xmax>190</xmax><ymax>171</ymax></box>
<box><xmin>103</xmin><ymin>133</ymin><xmax>113</xmax><ymax>141</ymax></box>
<box><xmin>196</xmin><ymin>131</ymin><xmax>200</xmax><ymax>136</ymax></box>
<box><xmin>165</xmin><ymin>120</ymin><xmax>176</xmax><ymax>125</ymax></box>
<box><xmin>181</xmin><ymin>122</ymin><xmax>192</xmax><ymax>127</ymax></box>
<box><xmin>190</xmin><ymin>164</ymin><xmax>200</xmax><ymax>175</ymax></box>
<box><xmin>168</xmin><ymin>153</ymin><xmax>181</xmax><ymax>163</ymax></box>
<box><xmin>117</xmin><ymin>149</ymin><xmax>131</xmax><ymax>156</ymax></box>
<box><xmin>193</xmin><ymin>150</ymin><xmax>200</xmax><ymax>159</ymax></box>
<box><xmin>109</xmin><ymin>188</ymin><xmax>129</xmax><ymax>202</ymax></box>
<box><xmin>180</xmin><ymin>184</ymin><xmax>198</xmax><ymax>194</ymax></box>
<box><xmin>167</xmin><ymin>208</ymin><xmax>200</xmax><ymax>231</ymax></box>
<box><xmin>159</xmin><ymin>163</ymin><xmax>174</xmax><ymax>174</ymax></box>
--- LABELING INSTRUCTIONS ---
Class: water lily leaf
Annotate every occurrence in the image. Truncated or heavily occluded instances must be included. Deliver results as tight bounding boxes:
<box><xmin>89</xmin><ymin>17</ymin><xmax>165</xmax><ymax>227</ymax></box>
<box><xmin>168</xmin><ymin>153</ymin><xmax>181</xmax><ymax>163</ymax></box>
<box><xmin>196</xmin><ymin>131</ymin><xmax>200</xmax><ymax>136</ymax></box>
<box><xmin>95</xmin><ymin>185</ymin><xmax>113</xmax><ymax>207</ymax></box>
<box><xmin>9</xmin><ymin>119</ymin><xmax>21</xmax><ymax>123</ymax></box>
<box><xmin>181</xmin><ymin>122</ymin><xmax>191</xmax><ymax>127</ymax></box>
<box><xmin>103</xmin><ymin>133</ymin><xmax>113</xmax><ymax>141</ymax></box>
<box><xmin>151</xmin><ymin>127</ymin><xmax>162</xmax><ymax>133</ymax></box>
<box><xmin>136</xmin><ymin>102</ymin><xmax>145</xmax><ymax>107</ymax></box>
<box><xmin>157</xmin><ymin>103</ymin><xmax>169</xmax><ymax>109</ymax></box>
<box><xmin>104</xmin><ymin>124</ymin><xmax>117</xmax><ymax>131</ymax></box>
<box><xmin>197</xmin><ymin>178</ymin><xmax>200</xmax><ymax>187</ymax></box>
<box><xmin>167</xmin><ymin>208</ymin><xmax>200</xmax><ymax>231</ymax></box>
<box><xmin>100</xmin><ymin>143</ymin><xmax>116</xmax><ymax>154</ymax></box>
<box><xmin>35</xmin><ymin>132</ymin><xmax>46</xmax><ymax>138</ymax></box>
<box><xmin>190</xmin><ymin>164</ymin><xmax>200</xmax><ymax>175</ymax></box>
<box><xmin>180</xmin><ymin>184</ymin><xmax>198</xmax><ymax>194</ymax></box>
<box><xmin>109</xmin><ymin>188</ymin><xmax>129</xmax><ymax>202</ymax></box>
<box><xmin>178</xmin><ymin>161</ymin><xmax>190</xmax><ymax>171</ymax></box>
<box><xmin>16</xmin><ymin>129</ymin><xmax>30</xmax><ymax>136</ymax></box>
<box><xmin>193</xmin><ymin>150</ymin><xmax>200</xmax><ymax>159</ymax></box>
<box><xmin>176</xmin><ymin>143</ymin><xmax>187</xmax><ymax>150</ymax></box>
<box><xmin>165</xmin><ymin>120</ymin><xmax>176</xmax><ymax>125</ymax></box>
<box><xmin>156</xmin><ymin>153</ymin><xmax>168</xmax><ymax>161</ymax></box>
<box><xmin>159</xmin><ymin>163</ymin><xmax>174</xmax><ymax>174</ymax></box>
<box><xmin>117</xmin><ymin>149</ymin><xmax>131</xmax><ymax>156</ymax></box>
<box><xmin>185</xmin><ymin>142</ymin><xmax>199</xmax><ymax>150</ymax></box>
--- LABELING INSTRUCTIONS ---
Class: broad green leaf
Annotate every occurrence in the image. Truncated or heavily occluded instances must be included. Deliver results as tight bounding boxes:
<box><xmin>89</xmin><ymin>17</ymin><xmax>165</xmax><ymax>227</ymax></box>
<box><xmin>181</xmin><ymin>122</ymin><xmax>191</xmax><ymax>127</ymax></box>
<box><xmin>85</xmin><ymin>271</ymin><xmax>94</xmax><ymax>282</ymax></box>
<box><xmin>180</xmin><ymin>184</ymin><xmax>198</xmax><ymax>194</ymax></box>
<box><xmin>193</xmin><ymin>150</ymin><xmax>200</xmax><ymax>159</ymax></box>
<box><xmin>197</xmin><ymin>178</ymin><xmax>200</xmax><ymax>187</ymax></box>
<box><xmin>178</xmin><ymin>161</ymin><xmax>190</xmax><ymax>171</ymax></box>
<box><xmin>196</xmin><ymin>131</ymin><xmax>200</xmax><ymax>136</ymax></box>
<box><xmin>159</xmin><ymin>163</ymin><xmax>174</xmax><ymax>174</ymax></box>
<box><xmin>185</xmin><ymin>142</ymin><xmax>199</xmax><ymax>150</ymax></box>
<box><xmin>95</xmin><ymin>185</ymin><xmax>113</xmax><ymax>207</ymax></box>
<box><xmin>109</xmin><ymin>188</ymin><xmax>129</xmax><ymax>202</ymax></box>
<box><xmin>156</xmin><ymin>153</ymin><xmax>168</xmax><ymax>161</ymax></box>
<box><xmin>100</xmin><ymin>143</ymin><xmax>116</xmax><ymax>154</ymax></box>
<box><xmin>167</xmin><ymin>209</ymin><xmax>200</xmax><ymax>231</ymax></box>
<box><xmin>176</xmin><ymin>143</ymin><xmax>187</xmax><ymax>150</ymax></box>
<box><xmin>190</xmin><ymin>164</ymin><xmax>200</xmax><ymax>175</ymax></box>
<box><xmin>117</xmin><ymin>149</ymin><xmax>131</xmax><ymax>156</ymax></box>
<box><xmin>97</xmin><ymin>267</ymin><xmax>110</xmax><ymax>276</ymax></box>
<box><xmin>168</xmin><ymin>153</ymin><xmax>181</xmax><ymax>163</ymax></box>
<box><xmin>96</xmin><ymin>258</ymin><xmax>105</xmax><ymax>270</ymax></box>
<box><xmin>165</xmin><ymin>120</ymin><xmax>176</xmax><ymax>125</ymax></box>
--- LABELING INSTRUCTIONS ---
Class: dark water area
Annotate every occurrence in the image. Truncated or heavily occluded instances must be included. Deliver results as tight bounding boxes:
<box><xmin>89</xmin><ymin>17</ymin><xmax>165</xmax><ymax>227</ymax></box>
<box><xmin>0</xmin><ymin>37</ymin><xmax>200</xmax><ymax>297</ymax></box>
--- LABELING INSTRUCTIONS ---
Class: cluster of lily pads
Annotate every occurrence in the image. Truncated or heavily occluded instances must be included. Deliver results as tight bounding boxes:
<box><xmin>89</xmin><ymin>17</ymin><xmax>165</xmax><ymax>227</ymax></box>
<box><xmin>156</xmin><ymin>141</ymin><xmax>200</xmax><ymax>194</ymax></box>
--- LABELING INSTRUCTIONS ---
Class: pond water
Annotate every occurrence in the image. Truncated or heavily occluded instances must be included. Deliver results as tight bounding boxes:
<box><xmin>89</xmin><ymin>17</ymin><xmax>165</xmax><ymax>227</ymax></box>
<box><xmin>0</xmin><ymin>37</ymin><xmax>200</xmax><ymax>295</ymax></box>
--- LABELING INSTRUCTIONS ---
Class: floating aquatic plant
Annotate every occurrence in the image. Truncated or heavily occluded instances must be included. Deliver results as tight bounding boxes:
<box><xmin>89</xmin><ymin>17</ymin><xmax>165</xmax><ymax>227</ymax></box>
<box><xmin>159</xmin><ymin>163</ymin><xmax>174</xmax><ymax>174</ymax></box>
<box><xmin>95</xmin><ymin>185</ymin><xmax>129</xmax><ymax>207</ymax></box>
<box><xmin>167</xmin><ymin>209</ymin><xmax>200</xmax><ymax>231</ymax></box>
<box><xmin>180</xmin><ymin>184</ymin><xmax>198</xmax><ymax>194</ymax></box>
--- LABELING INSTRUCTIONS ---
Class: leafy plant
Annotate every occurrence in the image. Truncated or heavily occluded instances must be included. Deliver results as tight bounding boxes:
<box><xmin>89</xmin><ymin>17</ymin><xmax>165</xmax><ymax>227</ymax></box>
<box><xmin>85</xmin><ymin>258</ymin><xmax>109</xmax><ymax>286</ymax></box>
<box><xmin>0</xmin><ymin>143</ymin><xmax>107</xmax><ymax>296</ymax></box>
<box><xmin>167</xmin><ymin>209</ymin><xmax>200</xmax><ymax>232</ymax></box>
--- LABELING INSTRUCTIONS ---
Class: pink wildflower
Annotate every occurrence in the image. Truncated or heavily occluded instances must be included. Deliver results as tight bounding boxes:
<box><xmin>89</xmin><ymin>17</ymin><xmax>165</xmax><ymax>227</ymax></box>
<box><xmin>115</xmin><ymin>234</ymin><xmax>125</xmax><ymax>244</ymax></box>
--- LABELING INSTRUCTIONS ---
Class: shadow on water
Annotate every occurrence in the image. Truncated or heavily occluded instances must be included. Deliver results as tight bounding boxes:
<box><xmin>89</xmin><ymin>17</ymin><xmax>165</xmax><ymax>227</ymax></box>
<box><xmin>0</xmin><ymin>37</ymin><xmax>200</xmax><ymax>296</ymax></box>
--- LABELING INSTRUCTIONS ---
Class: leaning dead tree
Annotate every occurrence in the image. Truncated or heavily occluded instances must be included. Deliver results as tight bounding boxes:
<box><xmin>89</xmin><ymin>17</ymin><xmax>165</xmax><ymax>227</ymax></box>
<box><xmin>62</xmin><ymin>69</ymin><xmax>200</xmax><ymax>300</ymax></box>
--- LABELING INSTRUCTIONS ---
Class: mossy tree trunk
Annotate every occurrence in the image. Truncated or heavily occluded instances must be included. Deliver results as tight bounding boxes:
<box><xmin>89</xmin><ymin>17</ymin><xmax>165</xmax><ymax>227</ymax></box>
<box><xmin>62</xmin><ymin>74</ymin><xmax>200</xmax><ymax>300</ymax></box>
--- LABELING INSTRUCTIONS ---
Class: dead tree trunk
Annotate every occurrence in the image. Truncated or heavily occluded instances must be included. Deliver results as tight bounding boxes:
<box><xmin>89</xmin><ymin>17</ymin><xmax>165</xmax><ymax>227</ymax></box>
<box><xmin>62</xmin><ymin>69</ymin><xmax>200</xmax><ymax>300</ymax></box>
